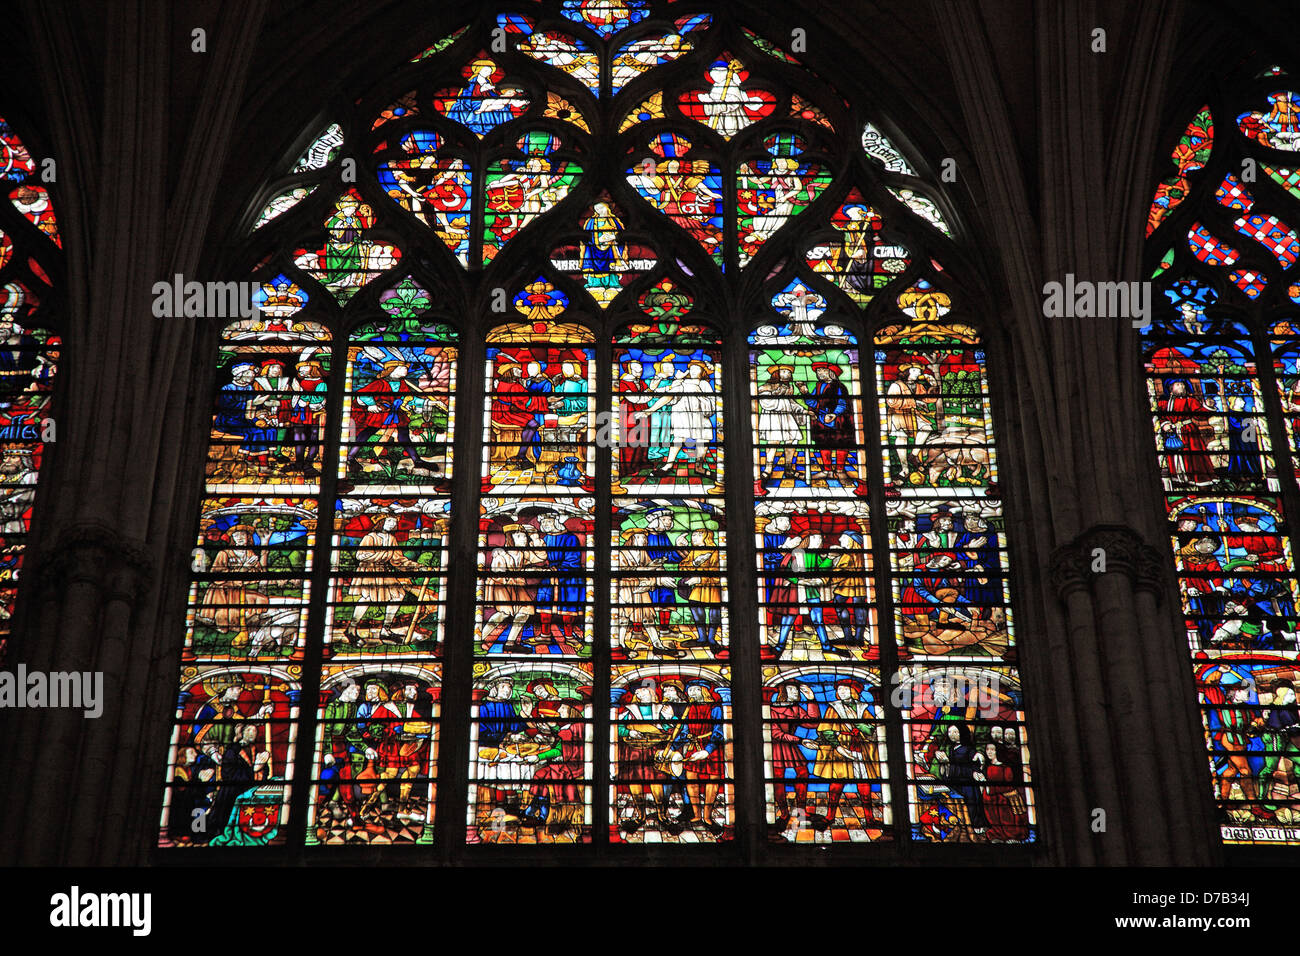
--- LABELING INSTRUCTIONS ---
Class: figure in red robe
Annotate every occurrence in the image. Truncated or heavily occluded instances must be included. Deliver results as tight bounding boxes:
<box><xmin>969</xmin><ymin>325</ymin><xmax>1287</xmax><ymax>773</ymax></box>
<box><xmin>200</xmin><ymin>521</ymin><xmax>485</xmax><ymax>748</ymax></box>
<box><xmin>1162</xmin><ymin>380</ymin><xmax>1216</xmax><ymax>486</ymax></box>
<box><xmin>768</xmin><ymin>681</ymin><xmax>819</xmax><ymax>827</ymax></box>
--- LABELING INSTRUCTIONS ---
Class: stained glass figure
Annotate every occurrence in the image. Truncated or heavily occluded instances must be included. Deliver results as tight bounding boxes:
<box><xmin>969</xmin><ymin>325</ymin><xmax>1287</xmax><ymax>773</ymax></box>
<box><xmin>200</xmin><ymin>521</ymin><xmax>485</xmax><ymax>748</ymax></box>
<box><xmin>888</xmin><ymin>187</ymin><xmax>952</xmax><ymax>237</ymax></box>
<box><xmin>805</xmin><ymin>190</ymin><xmax>911</xmax><ymax>305</ymax></box>
<box><xmin>518</xmin><ymin>31</ymin><xmax>600</xmax><ymax>94</ymax></box>
<box><xmin>0</xmin><ymin>119</ymin><xmax>61</xmax><ymax>660</ymax></box>
<box><xmin>551</xmin><ymin>199</ymin><xmax>656</xmax><ymax>306</ymax></box>
<box><xmin>307</xmin><ymin>665</ymin><xmax>441</xmax><ymax>845</ymax></box>
<box><xmin>611</xmin><ymin>28</ymin><xmax>695</xmax><ymax>94</ymax></box>
<box><xmin>763</xmin><ymin>668</ymin><xmax>890</xmax><ymax>841</ymax></box>
<box><xmin>610</xmin><ymin>286</ymin><xmax>733</xmax><ymax>841</ymax></box>
<box><xmin>159</xmin><ymin>666</ymin><xmax>301</xmax><ymax>847</ymax></box>
<box><xmin>167</xmin><ymin>5</ymin><xmax>1022</xmax><ymax>854</ymax></box>
<box><xmin>678</xmin><ymin>55</ymin><xmax>776</xmax><ymax>139</ymax></box>
<box><xmin>468</xmin><ymin>662</ymin><xmax>594</xmax><ymax>843</ymax></box>
<box><xmin>627</xmin><ymin>133</ymin><xmax>724</xmax><ymax>266</ymax></box>
<box><xmin>737</xmin><ymin>134</ymin><xmax>831</xmax><ymax>267</ymax></box>
<box><xmin>433</xmin><ymin>55</ymin><xmax>529</xmax><ymax>138</ymax></box>
<box><xmin>253</xmin><ymin>185</ymin><xmax>317</xmax><ymax>231</ymax></box>
<box><xmin>1237</xmin><ymin>91</ymin><xmax>1300</xmax><ymax>152</ymax></box>
<box><xmin>611</xmin><ymin>665</ymin><xmax>733</xmax><ymax>841</ymax></box>
<box><xmin>377</xmin><ymin>130</ymin><xmax>473</xmax><ymax>266</ymax></box>
<box><xmin>293</xmin><ymin>191</ymin><xmax>401</xmax><ymax>303</ymax></box>
<box><xmin>0</xmin><ymin>284</ymin><xmax>57</xmax><ymax>659</ymax></box>
<box><xmin>484</xmin><ymin>132</ymin><xmax>582</xmax><ymax>266</ymax></box>
<box><xmin>899</xmin><ymin>666</ymin><xmax>1034</xmax><ymax>843</ymax></box>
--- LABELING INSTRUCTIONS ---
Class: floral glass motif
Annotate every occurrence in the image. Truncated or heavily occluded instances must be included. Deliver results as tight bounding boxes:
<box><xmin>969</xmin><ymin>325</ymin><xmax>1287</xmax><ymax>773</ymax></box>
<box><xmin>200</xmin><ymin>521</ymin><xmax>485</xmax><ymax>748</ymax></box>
<box><xmin>1148</xmin><ymin>107</ymin><xmax>1213</xmax><ymax>237</ymax></box>
<box><xmin>1143</xmin><ymin>72</ymin><xmax>1300</xmax><ymax>845</ymax></box>
<box><xmin>411</xmin><ymin>25</ymin><xmax>467</xmax><ymax>62</ymax></box>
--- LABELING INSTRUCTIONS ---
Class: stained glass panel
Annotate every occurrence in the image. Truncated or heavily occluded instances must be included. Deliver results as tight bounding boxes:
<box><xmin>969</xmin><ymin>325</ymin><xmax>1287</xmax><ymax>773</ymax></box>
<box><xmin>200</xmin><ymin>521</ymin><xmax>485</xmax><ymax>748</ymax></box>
<box><xmin>611</xmin><ymin>283</ymin><xmax>733</xmax><ymax>841</ymax></box>
<box><xmin>0</xmin><ymin>116</ymin><xmax>61</xmax><ymax>661</ymax></box>
<box><xmin>1143</xmin><ymin>82</ymin><xmax>1300</xmax><ymax>839</ymax></box>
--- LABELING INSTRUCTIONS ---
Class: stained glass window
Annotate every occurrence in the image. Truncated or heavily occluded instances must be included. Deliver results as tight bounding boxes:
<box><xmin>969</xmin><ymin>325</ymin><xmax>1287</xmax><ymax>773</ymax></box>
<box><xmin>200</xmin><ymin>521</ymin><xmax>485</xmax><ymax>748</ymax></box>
<box><xmin>1143</xmin><ymin>66</ymin><xmax>1300</xmax><ymax>845</ymax></box>
<box><xmin>0</xmin><ymin>117</ymin><xmax>61</xmax><ymax>662</ymax></box>
<box><xmin>163</xmin><ymin>2</ymin><xmax>1034</xmax><ymax>855</ymax></box>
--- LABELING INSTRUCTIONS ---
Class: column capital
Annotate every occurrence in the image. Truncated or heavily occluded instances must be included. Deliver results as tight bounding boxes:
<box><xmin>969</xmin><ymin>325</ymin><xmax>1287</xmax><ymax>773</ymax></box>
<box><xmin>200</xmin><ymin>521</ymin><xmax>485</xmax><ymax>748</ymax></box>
<box><xmin>33</xmin><ymin>521</ymin><xmax>153</xmax><ymax>600</ymax></box>
<box><xmin>1049</xmin><ymin>523</ymin><xmax>1166</xmax><ymax>601</ymax></box>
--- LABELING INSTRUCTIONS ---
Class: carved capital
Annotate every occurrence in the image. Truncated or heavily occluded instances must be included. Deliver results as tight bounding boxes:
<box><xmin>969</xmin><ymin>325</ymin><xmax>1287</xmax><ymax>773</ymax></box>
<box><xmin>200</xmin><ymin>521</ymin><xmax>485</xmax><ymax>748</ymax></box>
<box><xmin>33</xmin><ymin>521</ymin><xmax>154</xmax><ymax>602</ymax></box>
<box><xmin>1049</xmin><ymin>523</ymin><xmax>1166</xmax><ymax>602</ymax></box>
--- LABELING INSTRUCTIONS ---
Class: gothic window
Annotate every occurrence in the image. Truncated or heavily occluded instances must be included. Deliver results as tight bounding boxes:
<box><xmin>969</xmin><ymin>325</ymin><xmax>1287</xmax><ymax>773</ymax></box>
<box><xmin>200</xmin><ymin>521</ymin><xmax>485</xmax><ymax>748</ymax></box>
<box><xmin>1142</xmin><ymin>63</ymin><xmax>1300</xmax><ymax>845</ymax></box>
<box><xmin>0</xmin><ymin>117</ymin><xmax>62</xmax><ymax>663</ymax></box>
<box><xmin>159</xmin><ymin>1</ymin><xmax>1035</xmax><ymax>852</ymax></box>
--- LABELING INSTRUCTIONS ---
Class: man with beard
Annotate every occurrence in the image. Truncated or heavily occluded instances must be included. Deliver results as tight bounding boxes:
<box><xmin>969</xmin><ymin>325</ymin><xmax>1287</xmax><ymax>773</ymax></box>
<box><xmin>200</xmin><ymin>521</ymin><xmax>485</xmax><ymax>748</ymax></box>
<box><xmin>533</xmin><ymin>513</ymin><xmax>584</xmax><ymax>651</ymax></box>
<box><xmin>0</xmin><ymin>446</ymin><xmax>37</xmax><ymax>535</ymax></box>
<box><xmin>1162</xmin><ymin>380</ymin><xmax>1215</xmax><ymax>486</ymax></box>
